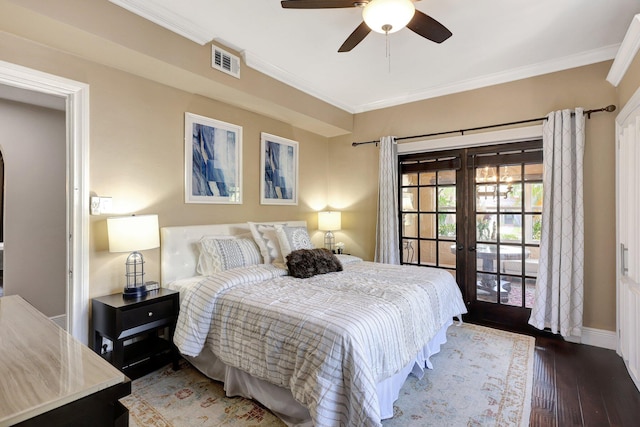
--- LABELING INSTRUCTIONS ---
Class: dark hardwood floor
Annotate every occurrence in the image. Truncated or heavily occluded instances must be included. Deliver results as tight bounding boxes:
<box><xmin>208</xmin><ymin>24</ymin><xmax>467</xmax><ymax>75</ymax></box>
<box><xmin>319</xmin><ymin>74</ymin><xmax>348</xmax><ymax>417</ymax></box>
<box><xmin>529</xmin><ymin>333</ymin><xmax>640</xmax><ymax>426</ymax></box>
<box><xmin>466</xmin><ymin>315</ymin><xmax>640</xmax><ymax>426</ymax></box>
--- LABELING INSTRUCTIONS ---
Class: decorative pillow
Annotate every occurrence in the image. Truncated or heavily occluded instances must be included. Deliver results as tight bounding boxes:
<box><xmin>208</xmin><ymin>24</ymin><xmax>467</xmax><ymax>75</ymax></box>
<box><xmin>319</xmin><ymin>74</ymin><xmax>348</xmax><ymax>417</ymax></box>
<box><xmin>248</xmin><ymin>222</ymin><xmax>286</xmax><ymax>264</ymax></box>
<box><xmin>196</xmin><ymin>236</ymin><xmax>261</xmax><ymax>275</ymax></box>
<box><xmin>276</xmin><ymin>225</ymin><xmax>314</xmax><ymax>260</ymax></box>
<box><xmin>286</xmin><ymin>248</ymin><xmax>343</xmax><ymax>279</ymax></box>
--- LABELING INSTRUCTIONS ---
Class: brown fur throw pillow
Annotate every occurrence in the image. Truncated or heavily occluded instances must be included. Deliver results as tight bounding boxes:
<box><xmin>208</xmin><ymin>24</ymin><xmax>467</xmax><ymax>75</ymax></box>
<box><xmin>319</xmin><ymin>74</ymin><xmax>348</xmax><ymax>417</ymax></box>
<box><xmin>286</xmin><ymin>248</ymin><xmax>343</xmax><ymax>279</ymax></box>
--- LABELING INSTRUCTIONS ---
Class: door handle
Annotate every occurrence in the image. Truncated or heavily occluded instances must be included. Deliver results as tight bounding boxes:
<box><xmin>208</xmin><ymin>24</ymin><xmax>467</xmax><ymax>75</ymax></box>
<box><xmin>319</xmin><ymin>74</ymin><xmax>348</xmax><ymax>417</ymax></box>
<box><xmin>621</xmin><ymin>243</ymin><xmax>629</xmax><ymax>275</ymax></box>
<box><xmin>469</xmin><ymin>246</ymin><xmax>476</xmax><ymax>252</ymax></box>
<box><xmin>456</xmin><ymin>244</ymin><xmax>464</xmax><ymax>251</ymax></box>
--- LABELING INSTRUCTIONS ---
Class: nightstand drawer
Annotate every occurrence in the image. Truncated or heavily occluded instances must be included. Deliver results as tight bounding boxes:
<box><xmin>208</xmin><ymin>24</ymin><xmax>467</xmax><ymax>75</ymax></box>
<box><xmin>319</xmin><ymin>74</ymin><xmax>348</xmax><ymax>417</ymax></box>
<box><xmin>122</xmin><ymin>299</ymin><xmax>175</xmax><ymax>329</ymax></box>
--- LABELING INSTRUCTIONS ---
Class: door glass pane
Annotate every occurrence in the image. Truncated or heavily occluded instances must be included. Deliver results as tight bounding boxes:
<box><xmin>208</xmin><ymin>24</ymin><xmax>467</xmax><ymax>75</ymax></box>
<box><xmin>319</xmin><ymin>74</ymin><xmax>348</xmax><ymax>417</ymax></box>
<box><xmin>525</xmin><ymin>183</ymin><xmax>543</xmax><ymax>212</ymax></box>
<box><xmin>477</xmin><ymin>273</ymin><xmax>503</xmax><ymax>303</ymax></box>
<box><xmin>438</xmin><ymin>186</ymin><xmax>456</xmax><ymax>211</ymax></box>
<box><xmin>500</xmin><ymin>182</ymin><xmax>522</xmax><ymax>212</ymax></box>
<box><xmin>525</xmin><ymin>278</ymin><xmax>536</xmax><ymax>308</ymax></box>
<box><xmin>402</xmin><ymin>214</ymin><xmax>418</xmax><ymax>238</ymax></box>
<box><xmin>525</xmin><ymin>214</ymin><xmax>542</xmax><ymax>244</ymax></box>
<box><xmin>477</xmin><ymin>214</ymin><xmax>497</xmax><ymax>242</ymax></box>
<box><xmin>419</xmin><ymin>240</ymin><xmax>437</xmax><ymax>266</ymax></box>
<box><xmin>500</xmin><ymin>214</ymin><xmax>522</xmax><ymax>243</ymax></box>
<box><xmin>402</xmin><ymin>173</ymin><xmax>418</xmax><ymax>186</ymax></box>
<box><xmin>419</xmin><ymin>187</ymin><xmax>436</xmax><ymax>211</ymax></box>
<box><xmin>439</xmin><ymin>241</ymin><xmax>456</xmax><ymax>269</ymax></box>
<box><xmin>402</xmin><ymin>188</ymin><xmax>417</xmax><ymax>212</ymax></box>
<box><xmin>402</xmin><ymin>239</ymin><xmax>416</xmax><ymax>264</ymax></box>
<box><xmin>438</xmin><ymin>213</ymin><xmax>456</xmax><ymax>238</ymax></box>
<box><xmin>419</xmin><ymin>214</ymin><xmax>436</xmax><ymax>239</ymax></box>
<box><xmin>476</xmin><ymin>166</ymin><xmax>497</xmax><ymax>183</ymax></box>
<box><xmin>501</xmin><ymin>164</ymin><xmax>521</xmax><ymax>182</ymax></box>
<box><xmin>477</xmin><ymin>244</ymin><xmax>498</xmax><ymax>273</ymax></box>
<box><xmin>524</xmin><ymin>163</ymin><xmax>543</xmax><ymax>181</ymax></box>
<box><xmin>526</xmin><ymin>247</ymin><xmax>540</xmax><ymax>277</ymax></box>
<box><xmin>438</xmin><ymin>170</ymin><xmax>456</xmax><ymax>184</ymax></box>
<box><xmin>419</xmin><ymin>171</ymin><xmax>436</xmax><ymax>185</ymax></box>
<box><xmin>502</xmin><ymin>275</ymin><xmax>521</xmax><ymax>307</ymax></box>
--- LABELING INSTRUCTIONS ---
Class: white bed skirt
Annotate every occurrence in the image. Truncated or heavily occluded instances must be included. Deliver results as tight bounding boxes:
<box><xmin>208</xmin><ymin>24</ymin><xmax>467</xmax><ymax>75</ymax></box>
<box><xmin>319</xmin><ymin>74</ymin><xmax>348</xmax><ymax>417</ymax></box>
<box><xmin>185</xmin><ymin>318</ymin><xmax>454</xmax><ymax>427</ymax></box>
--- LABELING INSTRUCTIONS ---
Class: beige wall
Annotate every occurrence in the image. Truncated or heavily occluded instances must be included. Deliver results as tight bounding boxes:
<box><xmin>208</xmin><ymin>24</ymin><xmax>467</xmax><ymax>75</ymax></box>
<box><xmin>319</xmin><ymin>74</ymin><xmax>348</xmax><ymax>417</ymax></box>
<box><xmin>331</xmin><ymin>61</ymin><xmax>618</xmax><ymax>332</ymax></box>
<box><xmin>85</xmin><ymin>64</ymin><xmax>331</xmax><ymax>299</ymax></box>
<box><xmin>0</xmin><ymin>99</ymin><xmax>66</xmax><ymax>317</ymax></box>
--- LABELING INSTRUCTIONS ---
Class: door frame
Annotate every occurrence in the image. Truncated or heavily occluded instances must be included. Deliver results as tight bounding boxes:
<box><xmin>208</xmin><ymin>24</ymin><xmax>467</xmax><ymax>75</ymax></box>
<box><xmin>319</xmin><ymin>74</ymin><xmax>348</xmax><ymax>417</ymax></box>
<box><xmin>616</xmin><ymin>84</ymin><xmax>640</xmax><ymax>358</ymax></box>
<box><xmin>0</xmin><ymin>60</ymin><xmax>90</xmax><ymax>344</ymax></box>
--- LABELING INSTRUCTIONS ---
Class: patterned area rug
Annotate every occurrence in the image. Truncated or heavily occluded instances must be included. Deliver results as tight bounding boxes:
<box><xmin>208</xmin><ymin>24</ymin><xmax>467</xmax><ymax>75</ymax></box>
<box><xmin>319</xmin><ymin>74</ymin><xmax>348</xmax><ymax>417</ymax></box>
<box><xmin>382</xmin><ymin>323</ymin><xmax>534</xmax><ymax>426</ymax></box>
<box><xmin>121</xmin><ymin>323</ymin><xmax>534</xmax><ymax>426</ymax></box>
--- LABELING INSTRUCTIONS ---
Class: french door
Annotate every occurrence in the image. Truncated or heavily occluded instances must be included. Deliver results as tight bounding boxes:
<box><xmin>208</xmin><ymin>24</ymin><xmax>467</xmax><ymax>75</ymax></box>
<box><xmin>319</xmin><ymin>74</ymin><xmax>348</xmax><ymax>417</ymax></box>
<box><xmin>399</xmin><ymin>140</ymin><xmax>543</xmax><ymax>329</ymax></box>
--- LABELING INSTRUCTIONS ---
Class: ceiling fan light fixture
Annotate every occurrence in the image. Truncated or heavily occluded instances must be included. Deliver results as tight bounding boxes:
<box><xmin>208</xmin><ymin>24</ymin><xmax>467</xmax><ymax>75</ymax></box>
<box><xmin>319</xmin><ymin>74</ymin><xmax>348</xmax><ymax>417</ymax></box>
<box><xmin>362</xmin><ymin>0</ymin><xmax>416</xmax><ymax>34</ymax></box>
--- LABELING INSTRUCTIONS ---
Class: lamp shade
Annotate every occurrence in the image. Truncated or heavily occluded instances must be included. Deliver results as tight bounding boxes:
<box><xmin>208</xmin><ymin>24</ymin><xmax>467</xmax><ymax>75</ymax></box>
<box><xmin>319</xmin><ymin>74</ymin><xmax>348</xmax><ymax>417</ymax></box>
<box><xmin>318</xmin><ymin>211</ymin><xmax>341</xmax><ymax>231</ymax></box>
<box><xmin>107</xmin><ymin>214</ymin><xmax>160</xmax><ymax>253</ymax></box>
<box><xmin>363</xmin><ymin>0</ymin><xmax>415</xmax><ymax>34</ymax></box>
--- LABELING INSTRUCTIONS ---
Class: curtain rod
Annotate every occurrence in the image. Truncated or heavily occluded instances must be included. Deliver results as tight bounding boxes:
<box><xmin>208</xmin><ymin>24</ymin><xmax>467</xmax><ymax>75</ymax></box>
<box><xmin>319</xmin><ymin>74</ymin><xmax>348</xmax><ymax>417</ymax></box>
<box><xmin>351</xmin><ymin>104</ymin><xmax>617</xmax><ymax>147</ymax></box>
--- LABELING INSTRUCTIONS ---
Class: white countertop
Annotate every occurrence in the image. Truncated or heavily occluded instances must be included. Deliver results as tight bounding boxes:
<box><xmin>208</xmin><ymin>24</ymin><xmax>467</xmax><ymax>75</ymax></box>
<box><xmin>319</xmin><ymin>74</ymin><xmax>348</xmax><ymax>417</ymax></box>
<box><xmin>0</xmin><ymin>295</ymin><xmax>126</xmax><ymax>426</ymax></box>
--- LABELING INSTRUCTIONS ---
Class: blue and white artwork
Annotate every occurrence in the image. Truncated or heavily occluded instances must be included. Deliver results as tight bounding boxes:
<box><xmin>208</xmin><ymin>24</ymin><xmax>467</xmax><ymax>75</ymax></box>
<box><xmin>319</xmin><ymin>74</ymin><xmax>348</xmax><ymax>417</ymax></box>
<box><xmin>185</xmin><ymin>113</ymin><xmax>242</xmax><ymax>204</ymax></box>
<box><xmin>261</xmin><ymin>133</ymin><xmax>298</xmax><ymax>205</ymax></box>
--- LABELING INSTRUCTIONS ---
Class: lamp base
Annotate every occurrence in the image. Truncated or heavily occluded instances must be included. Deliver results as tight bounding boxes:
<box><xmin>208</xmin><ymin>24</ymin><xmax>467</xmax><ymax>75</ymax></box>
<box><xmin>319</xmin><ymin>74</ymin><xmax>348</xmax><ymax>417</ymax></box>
<box><xmin>324</xmin><ymin>230</ymin><xmax>335</xmax><ymax>251</ymax></box>
<box><xmin>123</xmin><ymin>285</ymin><xmax>148</xmax><ymax>299</ymax></box>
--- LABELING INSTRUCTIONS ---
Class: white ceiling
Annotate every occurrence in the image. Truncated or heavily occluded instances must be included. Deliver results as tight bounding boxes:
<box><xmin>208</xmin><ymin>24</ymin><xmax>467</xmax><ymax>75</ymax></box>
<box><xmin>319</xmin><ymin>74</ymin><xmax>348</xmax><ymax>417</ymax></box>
<box><xmin>110</xmin><ymin>0</ymin><xmax>640</xmax><ymax>113</ymax></box>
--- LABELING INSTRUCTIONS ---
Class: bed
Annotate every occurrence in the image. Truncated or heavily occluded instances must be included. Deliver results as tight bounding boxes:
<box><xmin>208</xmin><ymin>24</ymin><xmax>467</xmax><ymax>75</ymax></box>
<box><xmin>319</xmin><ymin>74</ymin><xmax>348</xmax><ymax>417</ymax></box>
<box><xmin>160</xmin><ymin>221</ymin><xmax>467</xmax><ymax>427</ymax></box>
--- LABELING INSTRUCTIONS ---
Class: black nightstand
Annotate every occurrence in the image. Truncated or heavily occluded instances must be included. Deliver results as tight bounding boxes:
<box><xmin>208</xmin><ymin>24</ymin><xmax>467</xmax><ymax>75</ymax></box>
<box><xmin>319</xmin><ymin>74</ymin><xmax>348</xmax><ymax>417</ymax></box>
<box><xmin>92</xmin><ymin>288</ymin><xmax>180</xmax><ymax>379</ymax></box>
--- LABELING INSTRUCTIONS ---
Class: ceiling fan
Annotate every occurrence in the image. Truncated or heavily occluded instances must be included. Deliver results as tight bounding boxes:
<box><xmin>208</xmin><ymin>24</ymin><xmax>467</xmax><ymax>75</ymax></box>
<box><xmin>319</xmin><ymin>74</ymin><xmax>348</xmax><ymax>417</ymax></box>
<box><xmin>280</xmin><ymin>0</ymin><xmax>452</xmax><ymax>52</ymax></box>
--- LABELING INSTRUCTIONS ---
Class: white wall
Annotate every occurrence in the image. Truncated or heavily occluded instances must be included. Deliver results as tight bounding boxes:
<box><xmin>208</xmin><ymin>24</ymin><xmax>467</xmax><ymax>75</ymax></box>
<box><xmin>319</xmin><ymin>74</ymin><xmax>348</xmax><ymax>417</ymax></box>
<box><xmin>0</xmin><ymin>98</ymin><xmax>66</xmax><ymax>317</ymax></box>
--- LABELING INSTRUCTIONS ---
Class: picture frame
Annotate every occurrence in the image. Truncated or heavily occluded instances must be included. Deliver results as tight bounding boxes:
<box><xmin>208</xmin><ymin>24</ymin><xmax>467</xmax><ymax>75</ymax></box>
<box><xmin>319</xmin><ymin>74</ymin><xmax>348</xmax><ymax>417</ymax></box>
<box><xmin>185</xmin><ymin>112</ymin><xmax>242</xmax><ymax>204</ymax></box>
<box><xmin>260</xmin><ymin>132</ymin><xmax>299</xmax><ymax>205</ymax></box>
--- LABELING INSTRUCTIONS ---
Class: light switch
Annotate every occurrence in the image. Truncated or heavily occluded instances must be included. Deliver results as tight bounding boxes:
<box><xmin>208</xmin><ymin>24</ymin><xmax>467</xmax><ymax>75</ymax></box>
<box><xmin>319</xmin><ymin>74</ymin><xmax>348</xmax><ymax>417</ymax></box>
<box><xmin>90</xmin><ymin>196</ymin><xmax>113</xmax><ymax>215</ymax></box>
<box><xmin>99</xmin><ymin>197</ymin><xmax>112</xmax><ymax>214</ymax></box>
<box><xmin>90</xmin><ymin>196</ymin><xmax>100</xmax><ymax>215</ymax></box>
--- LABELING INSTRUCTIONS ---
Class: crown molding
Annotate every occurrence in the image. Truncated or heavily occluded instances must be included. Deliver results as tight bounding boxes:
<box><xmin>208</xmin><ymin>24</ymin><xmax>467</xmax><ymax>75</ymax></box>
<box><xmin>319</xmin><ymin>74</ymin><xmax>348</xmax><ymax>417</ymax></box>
<box><xmin>356</xmin><ymin>44</ymin><xmax>620</xmax><ymax>113</ymax></box>
<box><xmin>245</xmin><ymin>43</ymin><xmax>619</xmax><ymax>114</ymax></box>
<box><xmin>607</xmin><ymin>14</ymin><xmax>640</xmax><ymax>87</ymax></box>
<box><xmin>109</xmin><ymin>0</ymin><xmax>213</xmax><ymax>45</ymax></box>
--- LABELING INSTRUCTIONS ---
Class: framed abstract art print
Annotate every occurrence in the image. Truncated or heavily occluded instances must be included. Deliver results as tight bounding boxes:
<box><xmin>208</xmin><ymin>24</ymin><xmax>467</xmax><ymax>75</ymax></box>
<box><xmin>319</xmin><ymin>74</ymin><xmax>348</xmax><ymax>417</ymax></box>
<box><xmin>185</xmin><ymin>112</ymin><xmax>242</xmax><ymax>204</ymax></box>
<box><xmin>260</xmin><ymin>132</ymin><xmax>298</xmax><ymax>205</ymax></box>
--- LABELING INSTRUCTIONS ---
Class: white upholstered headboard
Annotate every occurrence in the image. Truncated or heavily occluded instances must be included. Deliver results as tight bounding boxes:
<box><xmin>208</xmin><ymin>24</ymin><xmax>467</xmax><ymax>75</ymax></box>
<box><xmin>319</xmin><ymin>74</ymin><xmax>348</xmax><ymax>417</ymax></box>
<box><xmin>160</xmin><ymin>221</ymin><xmax>307</xmax><ymax>286</ymax></box>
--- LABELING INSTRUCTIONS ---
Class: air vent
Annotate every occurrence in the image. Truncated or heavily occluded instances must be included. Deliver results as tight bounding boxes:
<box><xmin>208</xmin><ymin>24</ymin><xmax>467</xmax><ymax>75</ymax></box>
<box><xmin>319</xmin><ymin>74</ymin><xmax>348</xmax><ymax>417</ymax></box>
<box><xmin>212</xmin><ymin>46</ymin><xmax>240</xmax><ymax>79</ymax></box>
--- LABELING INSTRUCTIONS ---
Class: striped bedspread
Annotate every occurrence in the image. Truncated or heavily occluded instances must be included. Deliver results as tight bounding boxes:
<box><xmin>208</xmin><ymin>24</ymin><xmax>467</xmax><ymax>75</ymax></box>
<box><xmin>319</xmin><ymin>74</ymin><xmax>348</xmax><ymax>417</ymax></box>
<box><xmin>171</xmin><ymin>258</ymin><xmax>467</xmax><ymax>427</ymax></box>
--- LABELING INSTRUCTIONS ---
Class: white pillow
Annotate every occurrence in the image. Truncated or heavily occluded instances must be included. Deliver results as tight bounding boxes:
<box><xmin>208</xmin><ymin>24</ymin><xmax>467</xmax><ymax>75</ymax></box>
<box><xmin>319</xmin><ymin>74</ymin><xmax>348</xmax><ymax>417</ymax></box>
<box><xmin>276</xmin><ymin>225</ymin><xmax>314</xmax><ymax>260</ymax></box>
<box><xmin>196</xmin><ymin>236</ymin><xmax>262</xmax><ymax>275</ymax></box>
<box><xmin>248</xmin><ymin>222</ymin><xmax>286</xmax><ymax>264</ymax></box>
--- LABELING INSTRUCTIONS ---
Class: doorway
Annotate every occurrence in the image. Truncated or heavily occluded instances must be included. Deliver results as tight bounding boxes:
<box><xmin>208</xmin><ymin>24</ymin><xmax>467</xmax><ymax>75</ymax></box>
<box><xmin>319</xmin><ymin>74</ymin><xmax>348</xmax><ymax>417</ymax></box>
<box><xmin>0</xmin><ymin>60</ymin><xmax>90</xmax><ymax>343</ymax></box>
<box><xmin>399</xmin><ymin>140</ymin><xmax>543</xmax><ymax>330</ymax></box>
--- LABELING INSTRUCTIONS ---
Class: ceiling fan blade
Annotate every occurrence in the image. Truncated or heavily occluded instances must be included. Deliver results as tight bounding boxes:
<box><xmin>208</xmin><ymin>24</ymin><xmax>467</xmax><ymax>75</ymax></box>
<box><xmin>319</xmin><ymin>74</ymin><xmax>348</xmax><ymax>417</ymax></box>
<box><xmin>338</xmin><ymin>21</ymin><xmax>371</xmax><ymax>52</ymax></box>
<box><xmin>281</xmin><ymin>0</ymin><xmax>360</xmax><ymax>9</ymax></box>
<box><xmin>406</xmin><ymin>10</ymin><xmax>452</xmax><ymax>44</ymax></box>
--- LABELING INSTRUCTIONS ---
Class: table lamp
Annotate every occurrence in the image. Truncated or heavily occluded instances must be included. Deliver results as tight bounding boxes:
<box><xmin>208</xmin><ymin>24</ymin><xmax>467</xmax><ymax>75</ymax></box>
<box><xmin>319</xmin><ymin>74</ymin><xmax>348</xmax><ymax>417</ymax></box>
<box><xmin>318</xmin><ymin>211</ymin><xmax>341</xmax><ymax>252</ymax></box>
<box><xmin>107</xmin><ymin>214</ymin><xmax>159</xmax><ymax>299</ymax></box>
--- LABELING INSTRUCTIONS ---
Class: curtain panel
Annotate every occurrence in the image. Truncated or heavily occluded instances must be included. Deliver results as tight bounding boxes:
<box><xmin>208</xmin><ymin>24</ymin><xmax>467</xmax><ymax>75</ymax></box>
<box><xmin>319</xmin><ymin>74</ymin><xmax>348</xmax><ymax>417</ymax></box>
<box><xmin>375</xmin><ymin>136</ymin><xmax>400</xmax><ymax>264</ymax></box>
<box><xmin>528</xmin><ymin>108</ymin><xmax>585</xmax><ymax>337</ymax></box>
